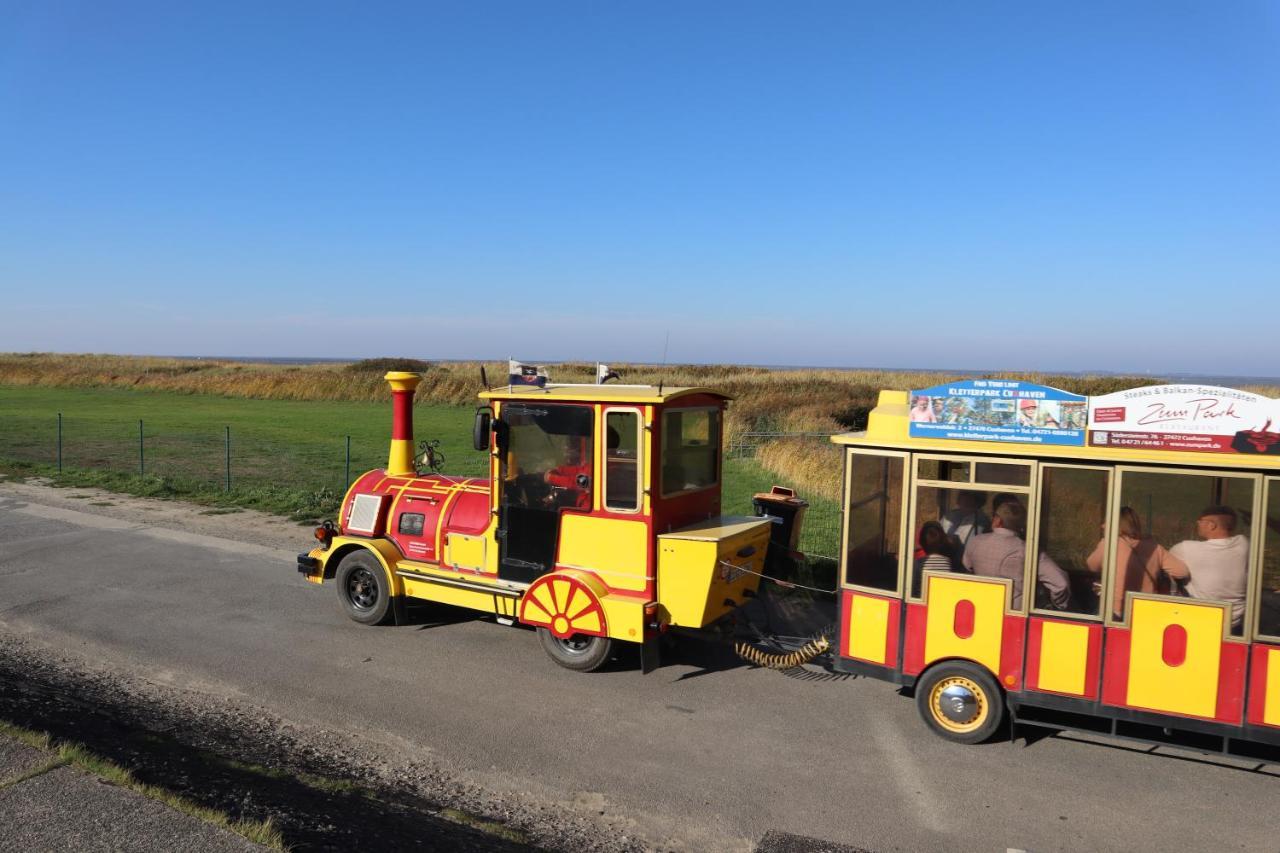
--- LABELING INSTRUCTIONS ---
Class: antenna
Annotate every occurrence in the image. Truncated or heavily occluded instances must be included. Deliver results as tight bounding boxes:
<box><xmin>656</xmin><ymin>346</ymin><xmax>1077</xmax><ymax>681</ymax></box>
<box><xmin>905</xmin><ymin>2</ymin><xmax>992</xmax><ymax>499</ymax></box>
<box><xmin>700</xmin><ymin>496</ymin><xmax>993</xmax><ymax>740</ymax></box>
<box><xmin>658</xmin><ymin>331</ymin><xmax>669</xmax><ymax>395</ymax></box>
<box><xmin>480</xmin><ymin>365</ymin><xmax>490</xmax><ymax>390</ymax></box>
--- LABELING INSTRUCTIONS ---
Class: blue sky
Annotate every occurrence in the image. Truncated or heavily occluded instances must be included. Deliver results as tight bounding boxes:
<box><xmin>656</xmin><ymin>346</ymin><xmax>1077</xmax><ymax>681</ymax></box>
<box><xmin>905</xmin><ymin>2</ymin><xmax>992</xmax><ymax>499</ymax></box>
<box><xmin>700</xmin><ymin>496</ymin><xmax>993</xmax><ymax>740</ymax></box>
<box><xmin>2</xmin><ymin>2</ymin><xmax>1278</xmax><ymax>373</ymax></box>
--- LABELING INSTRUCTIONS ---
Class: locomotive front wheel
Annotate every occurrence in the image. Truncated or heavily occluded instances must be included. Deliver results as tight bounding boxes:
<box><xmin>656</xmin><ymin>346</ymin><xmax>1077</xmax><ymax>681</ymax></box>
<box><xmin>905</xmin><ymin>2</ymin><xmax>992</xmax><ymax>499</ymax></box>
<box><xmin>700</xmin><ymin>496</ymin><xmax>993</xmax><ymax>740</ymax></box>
<box><xmin>335</xmin><ymin>552</ymin><xmax>394</xmax><ymax>626</ymax></box>
<box><xmin>915</xmin><ymin>661</ymin><xmax>1005</xmax><ymax>744</ymax></box>
<box><xmin>537</xmin><ymin>628</ymin><xmax>613</xmax><ymax>672</ymax></box>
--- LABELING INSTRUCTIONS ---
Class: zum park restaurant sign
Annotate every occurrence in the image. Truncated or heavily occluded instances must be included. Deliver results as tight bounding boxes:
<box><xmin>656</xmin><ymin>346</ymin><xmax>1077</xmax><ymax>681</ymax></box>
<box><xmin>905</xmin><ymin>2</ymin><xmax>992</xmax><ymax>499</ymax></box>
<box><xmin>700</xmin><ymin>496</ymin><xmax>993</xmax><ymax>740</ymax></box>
<box><xmin>908</xmin><ymin>380</ymin><xmax>1280</xmax><ymax>455</ymax></box>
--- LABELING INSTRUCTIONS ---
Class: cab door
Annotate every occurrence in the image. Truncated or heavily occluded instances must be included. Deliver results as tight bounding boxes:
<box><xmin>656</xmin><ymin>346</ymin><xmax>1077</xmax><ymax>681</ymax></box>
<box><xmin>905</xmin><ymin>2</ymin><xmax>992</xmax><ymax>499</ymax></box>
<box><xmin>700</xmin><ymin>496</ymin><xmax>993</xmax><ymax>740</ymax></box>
<box><xmin>497</xmin><ymin>403</ymin><xmax>595</xmax><ymax>585</ymax></box>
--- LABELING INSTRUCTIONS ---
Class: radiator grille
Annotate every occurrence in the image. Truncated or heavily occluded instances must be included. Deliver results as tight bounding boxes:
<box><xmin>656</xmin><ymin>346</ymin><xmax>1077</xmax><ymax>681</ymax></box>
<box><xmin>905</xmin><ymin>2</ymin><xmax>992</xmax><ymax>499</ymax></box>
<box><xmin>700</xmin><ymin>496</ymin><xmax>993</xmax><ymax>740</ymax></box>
<box><xmin>347</xmin><ymin>493</ymin><xmax>384</xmax><ymax>534</ymax></box>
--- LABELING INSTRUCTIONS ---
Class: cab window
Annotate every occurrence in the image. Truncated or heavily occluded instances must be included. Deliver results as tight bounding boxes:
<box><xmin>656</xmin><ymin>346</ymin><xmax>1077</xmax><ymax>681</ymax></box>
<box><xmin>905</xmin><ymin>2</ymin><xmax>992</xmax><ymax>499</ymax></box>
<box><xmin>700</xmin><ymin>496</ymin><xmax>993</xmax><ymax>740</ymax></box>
<box><xmin>1114</xmin><ymin>469</ymin><xmax>1256</xmax><ymax>634</ymax></box>
<box><xmin>661</xmin><ymin>408</ymin><xmax>719</xmax><ymax>495</ymax></box>
<box><xmin>503</xmin><ymin>404</ymin><xmax>594</xmax><ymax>511</ymax></box>
<box><xmin>605</xmin><ymin>410</ymin><xmax>641</xmax><ymax>512</ymax></box>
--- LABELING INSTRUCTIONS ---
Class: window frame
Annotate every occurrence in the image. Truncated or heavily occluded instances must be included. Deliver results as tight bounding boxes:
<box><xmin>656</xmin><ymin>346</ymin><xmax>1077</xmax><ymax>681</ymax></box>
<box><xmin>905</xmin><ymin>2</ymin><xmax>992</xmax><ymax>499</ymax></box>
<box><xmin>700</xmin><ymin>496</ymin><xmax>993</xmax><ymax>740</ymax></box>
<box><xmin>1251</xmin><ymin>476</ymin><xmax>1280</xmax><ymax>643</ymax></box>
<box><xmin>907</xmin><ymin>453</ymin><xmax>1036</xmax><ymax>607</ymax></box>
<box><xmin>602</xmin><ymin>406</ymin><xmax>644</xmax><ymax>514</ymax></box>
<box><xmin>659</xmin><ymin>405</ymin><xmax>722</xmax><ymax>498</ymax></box>
<box><xmin>1105</xmin><ymin>464</ymin><xmax>1263</xmax><ymax>637</ymax></box>
<box><xmin>1026</xmin><ymin>462</ymin><xmax>1113</xmax><ymax>622</ymax></box>
<box><xmin>840</xmin><ymin>447</ymin><xmax>910</xmax><ymax>597</ymax></box>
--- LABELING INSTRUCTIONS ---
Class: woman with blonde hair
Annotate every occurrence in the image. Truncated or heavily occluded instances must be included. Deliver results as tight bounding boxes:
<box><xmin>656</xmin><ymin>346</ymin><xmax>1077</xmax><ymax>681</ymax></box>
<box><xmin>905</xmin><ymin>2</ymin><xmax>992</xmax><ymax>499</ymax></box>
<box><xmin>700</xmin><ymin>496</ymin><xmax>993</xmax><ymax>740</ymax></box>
<box><xmin>1087</xmin><ymin>507</ymin><xmax>1188</xmax><ymax>620</ymax></box>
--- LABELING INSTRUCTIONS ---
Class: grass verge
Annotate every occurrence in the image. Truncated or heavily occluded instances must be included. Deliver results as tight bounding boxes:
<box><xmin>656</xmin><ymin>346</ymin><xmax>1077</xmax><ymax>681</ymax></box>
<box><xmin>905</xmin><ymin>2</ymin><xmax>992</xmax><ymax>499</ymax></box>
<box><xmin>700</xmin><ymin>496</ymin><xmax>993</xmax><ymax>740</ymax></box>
<box><xmin>0</xmin><ymin>720</ymin><xmax>286</xmax><ymax>850</ymax></box>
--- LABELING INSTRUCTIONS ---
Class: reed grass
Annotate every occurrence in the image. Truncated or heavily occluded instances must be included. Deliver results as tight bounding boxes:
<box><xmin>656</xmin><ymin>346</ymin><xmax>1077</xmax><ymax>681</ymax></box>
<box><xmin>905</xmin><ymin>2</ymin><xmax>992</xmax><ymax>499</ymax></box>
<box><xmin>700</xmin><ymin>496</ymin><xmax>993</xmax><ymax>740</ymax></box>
<box><xmin>6</xmin><ymin>353</ymin><xmax>1276</xmax><ymax>516</ymax></box>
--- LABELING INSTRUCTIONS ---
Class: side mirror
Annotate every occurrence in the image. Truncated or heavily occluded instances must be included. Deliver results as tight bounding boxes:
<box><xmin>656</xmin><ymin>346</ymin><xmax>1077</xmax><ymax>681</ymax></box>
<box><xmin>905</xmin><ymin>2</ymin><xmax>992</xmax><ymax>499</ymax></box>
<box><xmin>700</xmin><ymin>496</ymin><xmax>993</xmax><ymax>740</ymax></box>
<box><xmin>473</xmin><ymin>409</ymin><xmax>492</xmax><ymax>452</ymax></box>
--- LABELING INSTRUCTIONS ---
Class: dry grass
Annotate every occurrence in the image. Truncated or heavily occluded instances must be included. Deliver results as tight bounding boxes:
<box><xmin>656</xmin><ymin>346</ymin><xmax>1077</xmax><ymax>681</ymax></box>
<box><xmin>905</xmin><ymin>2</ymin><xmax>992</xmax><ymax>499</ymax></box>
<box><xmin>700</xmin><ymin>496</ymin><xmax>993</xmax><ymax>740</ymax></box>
<box><xmin>6</xmin><ymin>352</ymin><xmax>1276</xmax><ymax>506</ymax></box>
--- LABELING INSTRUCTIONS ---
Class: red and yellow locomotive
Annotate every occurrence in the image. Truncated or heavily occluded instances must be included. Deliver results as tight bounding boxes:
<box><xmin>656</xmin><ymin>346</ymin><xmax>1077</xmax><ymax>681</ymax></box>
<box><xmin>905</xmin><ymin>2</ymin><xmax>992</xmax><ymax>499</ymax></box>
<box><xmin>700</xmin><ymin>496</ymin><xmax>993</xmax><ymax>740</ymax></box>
<box><xmin>298</xmin><ymin>372</ymin><xmax>770</xmax><ymax>671</ymax></box>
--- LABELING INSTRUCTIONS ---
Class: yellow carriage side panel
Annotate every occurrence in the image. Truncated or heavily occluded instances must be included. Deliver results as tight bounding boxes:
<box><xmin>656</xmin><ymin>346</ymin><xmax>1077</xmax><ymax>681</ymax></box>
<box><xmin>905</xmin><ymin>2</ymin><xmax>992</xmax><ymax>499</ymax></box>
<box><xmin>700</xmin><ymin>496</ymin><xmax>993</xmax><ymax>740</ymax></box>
<box><xmin>657</xmin><ymin>517</ymin><xmax>770</xmax><ymax>628</ymax></box>
<box><xmin>1126</xmin><ymin>598</ymin><xmax>1222</xmax><ymax>719</ymax></box>
<box><xmin>1266</xmin><ymin>648</ymin><xmax>1280</xmax><ymax>727</ymax></box>
<box><xmin>847</xmin><ymin>594</ymin><xmax>891</xmax><ymax>664</ymax></box>
<box><xmin>558</xmin><ymin>515</ymin><xmax>650</xmax><ymax>593</ymax></box>
<box><xmin>1037</xmin><ymin>620</ymin><xmax>1090</xmax><ymax>696</ymax></box>
<box><xmin>923</xmin><ymin>575</ymin><xmax>1006</xmax><ymax>676</ymax></box>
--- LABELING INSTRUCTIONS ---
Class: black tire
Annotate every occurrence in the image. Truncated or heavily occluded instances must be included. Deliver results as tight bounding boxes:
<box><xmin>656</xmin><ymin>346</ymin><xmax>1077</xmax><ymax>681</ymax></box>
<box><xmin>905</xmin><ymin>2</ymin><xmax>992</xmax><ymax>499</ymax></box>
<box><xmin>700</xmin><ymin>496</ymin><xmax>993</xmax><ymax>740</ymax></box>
<box><xmin>915</xmin><ymin>660</ymin><xmax>1005</xmax><ymax>744</ymax></box>
<box><xmin>335</xmin><ymin>551</ymin><xmax>394</xmax><ymax>626</ymax></box>
<box><xmin>537</xmin><ymin>628</ymin><xmax>614</xmax><ymax>672</ymax></box>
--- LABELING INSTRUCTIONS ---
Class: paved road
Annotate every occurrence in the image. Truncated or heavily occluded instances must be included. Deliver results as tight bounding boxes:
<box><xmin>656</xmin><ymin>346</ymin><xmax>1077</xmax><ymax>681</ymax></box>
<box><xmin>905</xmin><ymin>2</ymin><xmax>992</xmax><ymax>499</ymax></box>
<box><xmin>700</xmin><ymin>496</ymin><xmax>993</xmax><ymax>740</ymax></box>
<box><xmin>2</xmin><ymin>493</ymin><xmax>1279</xmax><ymax>852</ymax></box>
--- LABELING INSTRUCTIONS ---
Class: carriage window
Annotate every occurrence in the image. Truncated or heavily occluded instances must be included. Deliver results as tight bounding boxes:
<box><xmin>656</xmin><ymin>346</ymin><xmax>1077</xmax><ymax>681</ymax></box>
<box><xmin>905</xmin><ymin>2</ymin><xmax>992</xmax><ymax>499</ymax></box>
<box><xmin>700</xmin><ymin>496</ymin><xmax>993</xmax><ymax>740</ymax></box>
<box><xmin>661</xmin><ymin>408</ymin><xmax>720</xmax><ymax>495</ymax></box>
<box><xmin>1037</xmin><ymin>466</ymin><xmax>1110</xmax><ymax>617</ymax></box>
<box><xmin>917</xmin><ymin>459</ymin><xmax>969</xmax><ymax>482</ymax></box>
<box><xmin>1257</xmin><ymin>481</ymin><xmax>1280</xmax><ymax>639</ymax></box>
<box><xmin>845</xmin><ymin>452</ymin><xmax>904</xmax><ymax>591</ymax></box>
<box><xmin>916</xmin><ymin>458</ymin><xmax>1030</xmax><ymax>486</ymax></box>
<box><xmin>1116</xmin><ymin>470</ymin><xmax>1255</xmax><ymax>634</ymax></box>
<box><xmin>974</xmin><ymin>462</ymin><xmax>1031</xmax><ymax>487</ymax></box>
<box><xmin>604</xmin><ymin>410</ymin><xmax>640</xmax><ymax>512</ymax></box>
<box><xmin>913</xmin><ymin>479</ymin><xmax>1059</xmax><ymax>609</ymax></box>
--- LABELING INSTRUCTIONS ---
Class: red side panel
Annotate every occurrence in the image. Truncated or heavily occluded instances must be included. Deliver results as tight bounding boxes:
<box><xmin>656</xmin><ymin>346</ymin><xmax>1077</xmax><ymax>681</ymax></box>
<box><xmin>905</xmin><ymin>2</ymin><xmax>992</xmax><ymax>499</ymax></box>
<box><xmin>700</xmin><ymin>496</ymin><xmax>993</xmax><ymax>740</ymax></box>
<box><xmin>902</xmin><ymin>602</ymin><xmax>928</xmax><ymax>676</ymax></box>
<box><xmin>1101</xmin><ymin>627</ymin><xmax>1132</xmax><ymax>708</ymax></box>
<box><xmin>1000</xmin><ymin>614</ymin><xmax>1026</xmax><ymax>693</ymax></box>
<box><xmin>1215</xmin><ymin>642</ymin><xmax>1248</xmax><ymax>724</ymax></box>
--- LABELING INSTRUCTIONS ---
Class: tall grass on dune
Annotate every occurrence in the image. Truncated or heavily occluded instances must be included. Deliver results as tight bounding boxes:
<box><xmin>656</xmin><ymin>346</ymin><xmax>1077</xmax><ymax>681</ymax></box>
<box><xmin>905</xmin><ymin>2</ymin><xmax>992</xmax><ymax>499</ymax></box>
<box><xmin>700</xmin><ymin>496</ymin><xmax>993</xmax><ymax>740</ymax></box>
<box><xmin>6</xmin><ymin>353</ymin><xmax>1276</xmax><ymax>515</ymax></box>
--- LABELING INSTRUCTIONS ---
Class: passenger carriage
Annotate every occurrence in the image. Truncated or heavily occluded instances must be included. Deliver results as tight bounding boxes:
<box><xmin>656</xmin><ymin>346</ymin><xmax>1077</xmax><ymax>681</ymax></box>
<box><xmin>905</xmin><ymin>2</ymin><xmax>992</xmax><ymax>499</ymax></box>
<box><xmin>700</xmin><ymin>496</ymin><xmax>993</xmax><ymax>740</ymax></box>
<box><xmin>831</xmin><ymin>385</ymin><xmax>1280</xmax><ymax>754</ymax></box>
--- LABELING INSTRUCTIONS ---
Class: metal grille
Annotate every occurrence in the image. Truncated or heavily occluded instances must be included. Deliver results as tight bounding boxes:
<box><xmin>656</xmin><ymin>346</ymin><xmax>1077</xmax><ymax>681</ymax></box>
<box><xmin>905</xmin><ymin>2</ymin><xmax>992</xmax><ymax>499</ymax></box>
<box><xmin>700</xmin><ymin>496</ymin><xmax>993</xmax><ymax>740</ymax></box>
<box><xmin>346</xmin><ymin>493</ymin><xmax>384</xmax><ymax>534</ymax></box>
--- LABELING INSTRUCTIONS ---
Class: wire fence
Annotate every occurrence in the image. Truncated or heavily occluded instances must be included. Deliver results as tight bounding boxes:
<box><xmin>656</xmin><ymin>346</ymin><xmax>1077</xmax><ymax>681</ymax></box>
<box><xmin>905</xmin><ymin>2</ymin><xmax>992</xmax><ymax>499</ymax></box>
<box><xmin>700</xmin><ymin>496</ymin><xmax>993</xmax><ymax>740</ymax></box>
<box><xmin>0</xmin><ymin>410</ymin><xmax>842</xmax><ymax>559</ymax></box>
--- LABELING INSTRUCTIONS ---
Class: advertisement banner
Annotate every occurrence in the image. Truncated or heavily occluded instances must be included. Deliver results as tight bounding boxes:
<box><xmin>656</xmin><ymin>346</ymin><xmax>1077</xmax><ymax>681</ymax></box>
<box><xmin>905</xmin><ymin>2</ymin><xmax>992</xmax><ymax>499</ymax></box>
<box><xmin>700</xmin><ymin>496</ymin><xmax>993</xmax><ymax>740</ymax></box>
<box><xmin>908</xmin><ymin>380</ymin><xmax>1087</xmax><ymax>446</ymax></box>
<box><xmin>1087</xmin><ymin>385</ymin><xmax>1280</xmax><ymax>455</ymax></box>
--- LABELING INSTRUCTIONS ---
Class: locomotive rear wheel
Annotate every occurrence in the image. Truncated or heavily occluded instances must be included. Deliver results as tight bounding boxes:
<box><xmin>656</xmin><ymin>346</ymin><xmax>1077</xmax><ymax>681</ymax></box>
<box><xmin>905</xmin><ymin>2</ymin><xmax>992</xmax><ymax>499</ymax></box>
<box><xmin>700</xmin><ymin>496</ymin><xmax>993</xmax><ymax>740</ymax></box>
<box><xmin>537</xmin><ymin>628</ymin><xmax>613</xmax><ymax>672</ymax></box>
<box><xmin>915</xmin><ymin>660</ymin><xmax>1005</xmax><ymax>744</ymax></box>
<box><xmin>335</xmin><ymin>552</ymin><xmax>393</xmax><ymax>626</ymax></box>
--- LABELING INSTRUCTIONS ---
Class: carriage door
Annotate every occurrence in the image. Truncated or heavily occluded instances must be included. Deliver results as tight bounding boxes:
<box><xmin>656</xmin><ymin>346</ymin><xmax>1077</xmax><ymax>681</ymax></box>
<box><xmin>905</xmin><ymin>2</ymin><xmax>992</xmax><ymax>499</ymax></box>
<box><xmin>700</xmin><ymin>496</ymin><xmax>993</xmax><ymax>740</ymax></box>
<box><xmin>1022</xmin><ymin>465</ymin><xmax>1110</xmax><ymax>703</ymax></box>
<box><xmin>1101</xmin><ymin>468</ymin><xmax>1258</xmax><ymax>725</ymax></box>
<box><xmin>498</xmin><ymin>403</ymin><xmax>595</xmax><ymax>585</ymax></box>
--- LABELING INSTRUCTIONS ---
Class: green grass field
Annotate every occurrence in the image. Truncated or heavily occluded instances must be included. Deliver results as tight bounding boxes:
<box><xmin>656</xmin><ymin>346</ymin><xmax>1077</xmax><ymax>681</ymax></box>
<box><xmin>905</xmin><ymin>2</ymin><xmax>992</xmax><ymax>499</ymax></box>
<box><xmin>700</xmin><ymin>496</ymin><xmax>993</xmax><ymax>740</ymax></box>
<box><xmin>0</xmin><ymin>385</ymin><xmax>843</xmax><ymax>556</ymax></box>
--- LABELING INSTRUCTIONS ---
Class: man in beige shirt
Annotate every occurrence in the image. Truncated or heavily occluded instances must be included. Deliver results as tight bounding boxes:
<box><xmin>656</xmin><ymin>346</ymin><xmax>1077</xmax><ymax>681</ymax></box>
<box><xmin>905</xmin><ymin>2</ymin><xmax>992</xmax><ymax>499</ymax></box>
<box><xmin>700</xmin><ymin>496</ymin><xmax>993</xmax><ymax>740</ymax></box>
<box><xmin>963</xmin><ymin>502</ymin><xmax>1071</xmax><ymax>611</ymax></box>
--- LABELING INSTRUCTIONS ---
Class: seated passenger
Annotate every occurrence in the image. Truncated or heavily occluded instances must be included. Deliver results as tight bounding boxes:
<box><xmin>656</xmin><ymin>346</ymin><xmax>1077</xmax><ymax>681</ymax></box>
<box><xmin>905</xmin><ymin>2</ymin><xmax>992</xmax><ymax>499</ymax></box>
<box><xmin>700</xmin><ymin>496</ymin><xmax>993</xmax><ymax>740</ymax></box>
<box><xmin>941</xmin><ymin>490</ymin><xmax>989</xmax><ymax>551</ymax></box>
<box><xmin>912</xmin><ymin>521</ymin><xmax>958</xmax><ymax>597</ymax></box>
<box><xmin>1087</xmin><ymin>507</ymin><xmax>1188</xmax><ymax>620</ymax></box>
<box><xmin>963</xmin><ymin>502</ymin><xmax>1070</xmax><ymax>610</ymax></box>
<box><xmin>1170</xmin><ymin>506</ymin><xmax>1249</xmax><ymax>629</ymax></box>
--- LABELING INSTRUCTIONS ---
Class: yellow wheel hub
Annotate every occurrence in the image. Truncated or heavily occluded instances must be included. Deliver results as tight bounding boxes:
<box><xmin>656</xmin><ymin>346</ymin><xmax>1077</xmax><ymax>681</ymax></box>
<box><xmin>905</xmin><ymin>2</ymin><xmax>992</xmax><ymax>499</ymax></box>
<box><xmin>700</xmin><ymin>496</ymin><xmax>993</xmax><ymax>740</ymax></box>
<box><xmin>928</xmin><ymin>675</ymin><xmax>989</xmax><ymax>734</ymax></box>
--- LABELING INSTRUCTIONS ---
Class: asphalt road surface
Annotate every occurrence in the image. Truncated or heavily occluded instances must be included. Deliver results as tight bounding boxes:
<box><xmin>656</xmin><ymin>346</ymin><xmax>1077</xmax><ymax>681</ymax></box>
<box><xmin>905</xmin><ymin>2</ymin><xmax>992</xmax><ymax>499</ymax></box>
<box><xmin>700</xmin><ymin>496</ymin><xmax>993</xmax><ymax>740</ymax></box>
<box><xmin>2</xmin><ymin>491</ymin><xmax>1279</xmax><ymax>852</ymax></box>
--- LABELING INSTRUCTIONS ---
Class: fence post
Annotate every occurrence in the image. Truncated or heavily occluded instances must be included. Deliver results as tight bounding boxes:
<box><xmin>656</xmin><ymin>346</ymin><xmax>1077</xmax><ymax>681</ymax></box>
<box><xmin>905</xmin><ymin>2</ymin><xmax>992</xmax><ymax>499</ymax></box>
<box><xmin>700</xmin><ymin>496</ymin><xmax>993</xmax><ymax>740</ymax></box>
<box><xmin>138</xmin><ymin>419</ymin><xmax>145</xmax><ymax>477</ymax></box>
<box><xmin>344</xmin><ymin>435</ymin><xmax>351</xmax><ymax>490</ymax></box>
<box><xmin>225</xmin><ymin>426</ymin><xmax>232</xmax><ymax>491</ymax></box>
<box><xmin>57</xmin><ymin>413</ymin><xmax>63</xmax><ymax>473</ymax></box>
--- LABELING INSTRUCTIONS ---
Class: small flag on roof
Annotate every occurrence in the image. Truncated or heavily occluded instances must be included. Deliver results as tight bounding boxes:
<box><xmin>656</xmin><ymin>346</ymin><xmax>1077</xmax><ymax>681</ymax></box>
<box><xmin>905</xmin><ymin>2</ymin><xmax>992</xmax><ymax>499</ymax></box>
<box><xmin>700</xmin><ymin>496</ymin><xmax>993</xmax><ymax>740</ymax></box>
<box><xmin>508</xmin><ymin>360</ymin><xmax>548</xmax><ymax>388</ymax></box>
<box><xmin>595</xmin><ymin>363</ymin><xmax>621</xmax><ymax>384</ymax></box>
